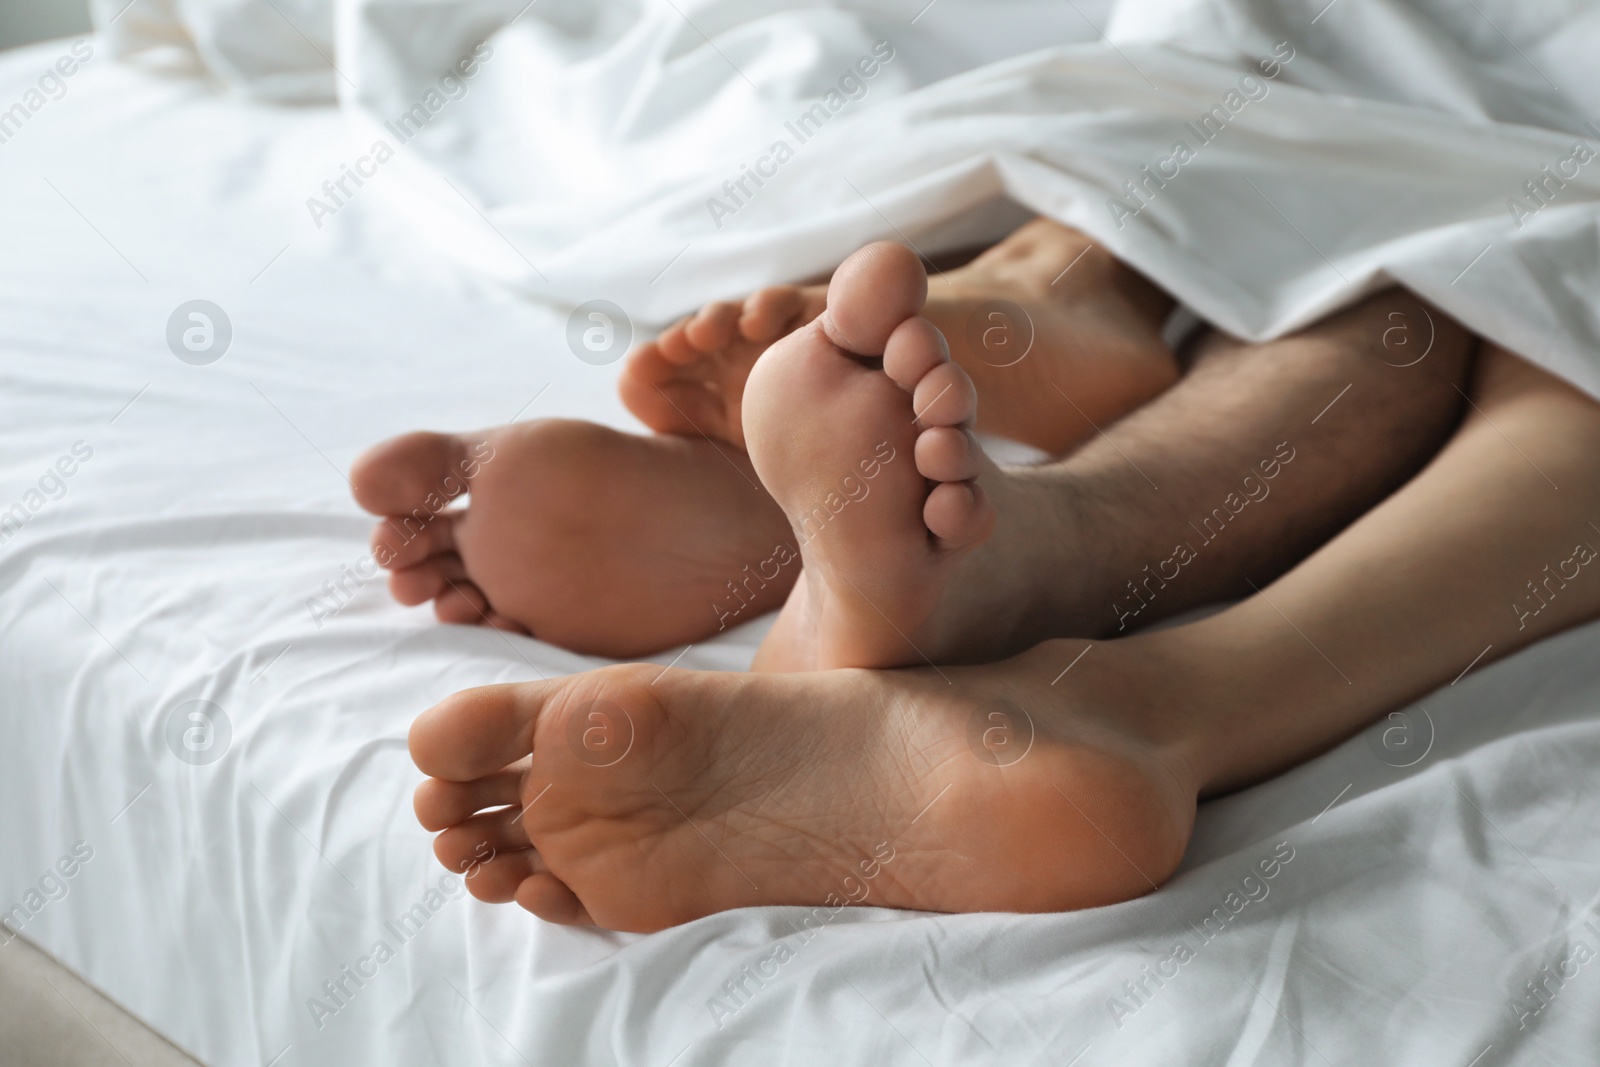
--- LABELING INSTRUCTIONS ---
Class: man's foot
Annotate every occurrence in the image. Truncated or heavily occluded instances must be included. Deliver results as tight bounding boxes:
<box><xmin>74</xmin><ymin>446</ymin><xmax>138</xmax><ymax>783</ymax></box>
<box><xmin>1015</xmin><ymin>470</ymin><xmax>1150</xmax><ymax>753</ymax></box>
<box><xmin>349</xmin><ymin>419</ymin><xmax>795</xmax><ymax>657</ymax></box>
<box><xmin>742</xmin><ymin>242</ymin><xmax>1085</xmax><ymax>671</ymax></box>
<box><xmin>618</xmin><ymin>219</ymin><xmax>1178</xmax><ymax>454</ymax></box>
<box><xmin>409</xmin><ymin>639</ymin><xmax>1198</xmax><ymax>933</ymax></box>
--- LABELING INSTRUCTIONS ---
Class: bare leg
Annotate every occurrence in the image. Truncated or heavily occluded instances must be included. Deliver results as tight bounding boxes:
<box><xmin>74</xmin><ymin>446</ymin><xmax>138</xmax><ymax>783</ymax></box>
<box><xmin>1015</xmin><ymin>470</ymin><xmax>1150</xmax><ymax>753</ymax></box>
<box><xmin>356</xmin><ymin>233</ymin><xmax>1470</xmax><ymax>666</ymax></box>
<box><xmin>1055</xmin><ymin>297</ymin><xmax>1476</xmax><ymax>635</ymax></box>
<box><xmin>407</xmin><ymin>344</ymin><xmax>1600</xmax><ymax>931</ymax></box>
<box><xmin>748</xmin><ymin>242</ymin><xmax>1476</xmax><ymax>669</ymax></box>
<box><xmin>351</xmin><ymin>220</ymin><xmax>1178</xmax><ymax>655</ymax></box>
<box><xmin>1168</xmin><ymin>344</ymin><xmax>1600</xmax><ymax>792</ymax></box>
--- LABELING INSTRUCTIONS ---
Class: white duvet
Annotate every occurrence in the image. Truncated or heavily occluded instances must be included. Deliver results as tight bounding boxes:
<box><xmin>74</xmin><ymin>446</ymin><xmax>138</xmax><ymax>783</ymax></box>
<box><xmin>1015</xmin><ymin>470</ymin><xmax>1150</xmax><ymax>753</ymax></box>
<box><xmin>2</xmin><ymin>0</ymin><xmax>1599</xmax><ymax>1063</ymax></box>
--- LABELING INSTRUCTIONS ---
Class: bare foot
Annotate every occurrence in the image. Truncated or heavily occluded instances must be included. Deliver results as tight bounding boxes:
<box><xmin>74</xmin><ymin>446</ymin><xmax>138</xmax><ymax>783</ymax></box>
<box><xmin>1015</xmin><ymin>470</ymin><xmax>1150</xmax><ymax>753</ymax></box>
<box><xmin>349</xmin><ymin>419</ymin><xmax>795</xmax><ymax>657</ymax></box>
<box><xmin>619</xmin><ymin>286</ymin><xmax>827</xmax><ymax>449</ymax></box>
<box><xmin>618</xmin><ymin>218</ymin><xmax>1177</xmax><ymax>454</ymax></box>
<box><xmin>409</xmin><ymin>638</ymin><xmax>1197</xmax><ymax>933</ymax></box>
<box><xmin>742</xmin><ymin>242</ymin><xmax>1083</xmax><ymax>671</ymax></box>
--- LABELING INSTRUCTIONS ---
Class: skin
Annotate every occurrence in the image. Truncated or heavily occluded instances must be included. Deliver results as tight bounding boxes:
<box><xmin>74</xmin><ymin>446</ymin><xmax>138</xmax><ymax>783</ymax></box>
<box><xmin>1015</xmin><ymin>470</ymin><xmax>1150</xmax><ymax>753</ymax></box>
<box><xmin>349</xmin><ymin>420</ymin><xmax>793</xmax><ymax>655</ymax></box>
<box><xmin>349</xmin><ymin>220</ymin><xmax>1180</xmax><ymax>655</ymax></box>
<box><xmin>746</xmin><ymin>241</ymin><xmax>1475</xmax><ymax>670</ymax></box>
<box><xmin>350</xmin><ymin>220</ymin><xmax>1470</xmax><ymax>666</ymax></box>
<box><xmin>410</xmin><ymin>341</ymin><xmax>1600</xmax><ymax>933</ymax></box>
<box><xmin>620</xmin><ymin>217</ymin><xmax>1179</xmax><ymax>454</ymax></box>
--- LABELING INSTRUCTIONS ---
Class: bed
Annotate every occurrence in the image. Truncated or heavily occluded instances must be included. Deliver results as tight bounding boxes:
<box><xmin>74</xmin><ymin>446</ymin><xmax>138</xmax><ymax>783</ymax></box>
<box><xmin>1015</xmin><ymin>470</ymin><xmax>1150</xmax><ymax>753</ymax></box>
<box><xmin>4</xmin><ymin>3</ymin><xmax>1600</xmax><ymax>1064</ymax></box>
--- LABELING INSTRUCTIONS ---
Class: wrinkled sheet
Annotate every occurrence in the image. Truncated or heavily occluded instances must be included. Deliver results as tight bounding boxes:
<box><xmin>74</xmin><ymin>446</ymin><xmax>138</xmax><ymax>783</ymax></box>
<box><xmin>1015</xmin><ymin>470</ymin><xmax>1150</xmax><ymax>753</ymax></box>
<box><xmin>2</xmin><ymin>1</ymin><xmax>1600</xmax><ymax>1064</ymax></box>
<box><xmin>91</xmin><ymin>0</ymin><xmax>1600</xmax><ymax>398</ymax></box>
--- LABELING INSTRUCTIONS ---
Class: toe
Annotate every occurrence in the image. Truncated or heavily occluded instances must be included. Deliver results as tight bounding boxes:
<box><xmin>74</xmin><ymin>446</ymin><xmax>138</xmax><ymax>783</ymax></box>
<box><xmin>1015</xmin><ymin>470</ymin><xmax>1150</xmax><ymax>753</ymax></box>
<box><xmin>641</xmin><ymin>379</ymin><xmax>726</xmax><ymax>439</ymax></box>
<box><xmin>740</xmin><ymin>286</ymin><xmax>807</xmax><ymax>344</ymax></box>
<box><xmin>924</xmin><ymin>481</ymin><xmax>995</xmax><ymax>548</ymax></box>
<box><xmin>483</xmin><ymin>609</ymin><xmax>532</xmax><ymax>635</ymax></box>
<box><xmin>912</xmin><ymin>362</ymin><xmax>977</xmax><ymax>427</ymax></box>
<box><xmin>915</xmin><ymin>427</ymin><xmax>982</xmax><ymax>482</ymax></box>
<box><xmin>883</xmin><ymin>317</ymin><xmax>950</xmax><ymax>392</ymax></box>
<box><xmin>656</xmin><ymin>320</ymin><xmax>700</xmax><ymax>366</ymax></box>
<box><xmin>387</xmin><ymin>555</ymin><xmax>466</xmax><ymax>607</ymax></box>
<box><xmin>434</xmin><ymin>579</ymin><xmax>491</xmax><ymax>625</ymax></box>
<box><xmin>414</xmin><ymin>769</ymin><xmax>524</xmax><ymax>831</ymax></box>
<box><xmin>621</xmin><ymin>339</ymin><xmax>674</xmax><ymax>384</ymax></box>
<box><xmin>822</xmin><ymin>242</ymin><xmax>927</xmax><ymax>355</ymax></box>
<box><xmin>410</xmin><ymin>682</ymin><xmax>546</xmax><ymax>781</ymax></box>
<box><xmin>372</xmin><ymin>512</ymin><xmax>456</xmax><ymax>571</ymax></box>
<box><xmin>515</xmin><ymin>873</ymin><xmax>592</xmax><ymax>925</ymax></box>
<box><xmin>618</xmin><ymin>345</ymin><xmax>697</xmax><ymax>435</ymax></box>
<box><xmin>685</xmin><ymin>301</ymin><xmax>741</xmax><ymax>352</ymax></box>
<box><xmin>434</xmin><ymin>809</ymin><xmax>534</xmax><ymax>868</ymax></box>
<box><xmin>349</xmin><ymin>430</ymin><xmax>474</xmax><ymax>517</ymax></box>
<box><xmin>463</xmin><ymin>848</ymin><xmax>543</xmax><ymax>903</ymax></box>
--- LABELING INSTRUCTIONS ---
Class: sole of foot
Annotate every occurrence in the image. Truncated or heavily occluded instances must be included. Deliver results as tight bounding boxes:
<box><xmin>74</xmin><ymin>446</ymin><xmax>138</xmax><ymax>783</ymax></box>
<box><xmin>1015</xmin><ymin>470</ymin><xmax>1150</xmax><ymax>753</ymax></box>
<box><xmin>743</xmin><ymin>241</ymin><xmax>1070</xmax><ymax>671</ymax></box>
<box><xmin>618</xmin><ymin>218</ymin><xmax>1178</xmax><ymax>455</ymax></box>
<box><xmin>349</xmin><ymin>419</ymin><xmax>796</xmax><ymax>657</ymax></box>
<box><xmin>410</xmin><ymin>638</ymin><xmax>1198</xmax><ymax>933</ymax></box>
<box><xmin>619</xmin><ymin>285</ymin><xmax>827</xmax><ymax>449</ymax></box>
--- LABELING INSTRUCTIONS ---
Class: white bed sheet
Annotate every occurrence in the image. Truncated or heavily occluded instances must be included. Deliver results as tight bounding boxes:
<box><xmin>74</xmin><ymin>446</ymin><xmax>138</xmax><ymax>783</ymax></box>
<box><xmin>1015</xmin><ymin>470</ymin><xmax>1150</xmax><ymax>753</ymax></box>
<box><xmin>3</xmin><ymin>33</ymin><xmax>1600</xmax><ymax>1067</ymax></box>
<box><xmin>88</xmin><ymin>0</ymin><xmax>1600</xmax><ymax>404</ymax></box>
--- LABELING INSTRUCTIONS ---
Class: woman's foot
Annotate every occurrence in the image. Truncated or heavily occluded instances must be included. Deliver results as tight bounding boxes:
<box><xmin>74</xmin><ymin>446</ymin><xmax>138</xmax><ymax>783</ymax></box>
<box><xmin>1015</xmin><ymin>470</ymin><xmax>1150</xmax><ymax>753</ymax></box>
<box><xmin>349</xmin><ymin>419</ymin><xmax>795</xmax><ymax>657</ymax></box>
<box><xmin>742</xmin><ymin>242</ymin><xmax>1091</xmax><ymax>671</ymax></box>
<box><xmin>619</xmin><ymin>218</ymin><xmax>1178</xmax><ymax>454</ymax></box>
<box><xmin>619</xmin><ymin>285</ymin><xmax>828</xmax><ymax>448</ymax></box>
<box><xmin>409</xmin><ymin>638</ymin><xmax>1199</xmax><ymax>933</ymax></box>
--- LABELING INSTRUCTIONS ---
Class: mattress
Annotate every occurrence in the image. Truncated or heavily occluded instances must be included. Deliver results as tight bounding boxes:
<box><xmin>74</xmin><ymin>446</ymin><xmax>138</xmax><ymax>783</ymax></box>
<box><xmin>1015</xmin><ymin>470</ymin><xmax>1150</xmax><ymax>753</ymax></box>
<box><xmin>3</xmin><ymin>30</ymin><xmax>1600</xmax><ymax>1067</ymax></box>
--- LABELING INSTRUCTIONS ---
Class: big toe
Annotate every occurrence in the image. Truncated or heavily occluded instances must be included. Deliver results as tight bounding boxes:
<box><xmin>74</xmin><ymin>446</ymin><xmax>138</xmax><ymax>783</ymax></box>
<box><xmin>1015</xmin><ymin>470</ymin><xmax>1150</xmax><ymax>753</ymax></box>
<box><xmin>350</xmin><ymin>430</ymin><xmax>475</xmax><ymax>516</ymax></box>
<box><xmin>823</xmin><ymin>241</ymin><xmax>928</xmax><ymax>355</ymax></box>
<box><xmin>410</xmin><ymin>682</ymin><xmax>543</xmax><ymax>782</ymax></box>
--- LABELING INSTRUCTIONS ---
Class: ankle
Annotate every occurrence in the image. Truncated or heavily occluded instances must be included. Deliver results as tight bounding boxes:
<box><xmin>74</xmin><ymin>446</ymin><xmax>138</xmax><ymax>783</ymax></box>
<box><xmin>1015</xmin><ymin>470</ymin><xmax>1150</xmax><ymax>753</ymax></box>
<box><xmin>1125</xmin><ymin>624</ymin><xmax>1255</xmax><ymax>800</ymax></box>
<box><xmin>967</xmin><ymin>219</ymin><xmax>1174</xmax><ymax>334</ymax></box>
<box><xmin>988</xmin><ymin>465</ymin><xmax>1103</xmax><ymax>644</ymax></box>
<box><xmin>1103</xmin><ymin>258</ymin><xmax>1176</xmax><ymax>340</ymax></box>
<box><xmin>1135</xmin><ymin>610</ymin><xmax>1333</xmax><ymax>796</ymax></box>
<box><xmin>1020</xmin><ymin>634</ymin><xmax>1213</xmax><ymax>798</ymax></box>
<box><xmin>1003</xmin><ymin>460</ymin><xmax>1180</xmax><ymax>642</ymax></box>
